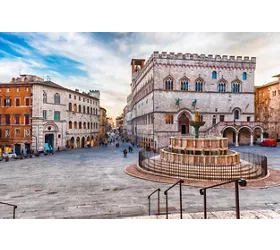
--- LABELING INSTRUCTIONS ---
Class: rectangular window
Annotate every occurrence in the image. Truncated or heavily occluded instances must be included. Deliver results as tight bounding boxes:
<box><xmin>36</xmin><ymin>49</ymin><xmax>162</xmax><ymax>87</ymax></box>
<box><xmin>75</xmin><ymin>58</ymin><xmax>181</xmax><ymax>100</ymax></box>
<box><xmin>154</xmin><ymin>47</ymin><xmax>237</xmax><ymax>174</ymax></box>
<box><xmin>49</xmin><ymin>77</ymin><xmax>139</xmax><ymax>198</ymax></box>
<box><xmin>16</xmin><ymin>87</ymin><xmax>20</xmax><ymax>92</ymax></box>
<box><xmin>5</xmin><ymin>114</ymin><xmax>10</xmax><ymax>125</ymax></box>
<box><xmin>54</xmin><ymin>111</ymin><xmax>60</xmax><ymax>121</ymax></box>
<box><xmin>5</xmin><ymin>129</ymin><xmax>10</xmax><ymax>137</ymax></box>
<box><xmin>220</xmin><ymin>115</ymin><xmax>225</xmax><ymax>122</ymax></box>
<box><xmin>165</xmin><ymin>114</ymin><xmax>174</xmax><ymax>124</ymax></box>
<box><xmin>212</xmin><ymin>118</ymin><xmax>216</xmax><ymax>125</ymax></box>
<box><xmin>6</xmin><ymin>88</ymin><xmax>10</xmax><ymax>92</ymax></box>
<box><xmin>74</xmin><ymin>95</ymin><xmax>76</xmax><ymax>100</ymax></box>
<box><xmin>16</xmin><ymin>98</ymin><xmax>20</xmax><ymax>106</ymax></box>
<box><xmin>247</xmin><ymin>116</ymin><xmax>251</xmax><ymax>122</ymax></box>
<box><xmin>26</xmin><ymin>87</ymin><xmax>29</xmax><ymax>91</ymax></box>
<box><xmin>15</xmin><ymin>115</ymin><xmax>20</xmax><ymax>125</ymax></box>
<box><xmin>25</xmin><ymin>114</ymin><xmax>30</xmax><ymax>125</ymax></box>
<box><xmin>43</xmin><ymin>110</ymin><xmax>47</xmax><ymax>120</ymax></box>
<box><xmin>25</xmin><ymin>98</ymin><xmax>30</xmax><ymax>106</ymax></box>
<box><xmin>15</xmin><ymin>128</ymin><xmax>20</xmax><ymax>136</ymax></box>
<box><xmin>4</xmin><ymin>98</ymin><xmax>11</xmax><ymax>107</ymax></box>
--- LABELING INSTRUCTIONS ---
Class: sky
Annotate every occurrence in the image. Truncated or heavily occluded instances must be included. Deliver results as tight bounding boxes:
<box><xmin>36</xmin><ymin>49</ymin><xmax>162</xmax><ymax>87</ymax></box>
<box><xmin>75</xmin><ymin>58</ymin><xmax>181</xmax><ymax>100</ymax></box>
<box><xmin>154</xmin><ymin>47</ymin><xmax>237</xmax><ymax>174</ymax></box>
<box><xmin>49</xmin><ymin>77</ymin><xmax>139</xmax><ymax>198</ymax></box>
<box><xmin>1</xmin><ymin>32</ymin><xmax>280</xmax><ymax>120</ymax></box>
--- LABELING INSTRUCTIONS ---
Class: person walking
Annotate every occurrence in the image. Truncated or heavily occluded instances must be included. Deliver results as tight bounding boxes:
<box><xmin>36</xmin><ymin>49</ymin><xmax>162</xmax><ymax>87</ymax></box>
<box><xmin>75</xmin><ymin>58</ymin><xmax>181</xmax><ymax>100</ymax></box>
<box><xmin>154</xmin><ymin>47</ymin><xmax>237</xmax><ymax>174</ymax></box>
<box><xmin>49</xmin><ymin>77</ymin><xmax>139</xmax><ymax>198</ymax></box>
<box><xmin>57</xmin><ymin>146</ymin><xmax>60</xmax><ymax>153</ymax></box>
<box><xmin>123</xmin><ymin>149</ymin><xmax>128</xmax><ymax>157</ymax></box>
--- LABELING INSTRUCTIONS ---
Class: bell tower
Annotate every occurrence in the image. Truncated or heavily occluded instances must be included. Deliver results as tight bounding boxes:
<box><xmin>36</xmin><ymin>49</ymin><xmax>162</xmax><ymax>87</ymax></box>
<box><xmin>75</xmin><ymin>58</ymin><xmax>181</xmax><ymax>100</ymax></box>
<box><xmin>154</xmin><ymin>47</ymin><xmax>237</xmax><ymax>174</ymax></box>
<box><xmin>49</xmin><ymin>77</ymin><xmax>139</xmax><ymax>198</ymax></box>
<box><xmin>131</xmin><ymin>59</ymin><xmax>145</xmax><ymax>82</ymax></box>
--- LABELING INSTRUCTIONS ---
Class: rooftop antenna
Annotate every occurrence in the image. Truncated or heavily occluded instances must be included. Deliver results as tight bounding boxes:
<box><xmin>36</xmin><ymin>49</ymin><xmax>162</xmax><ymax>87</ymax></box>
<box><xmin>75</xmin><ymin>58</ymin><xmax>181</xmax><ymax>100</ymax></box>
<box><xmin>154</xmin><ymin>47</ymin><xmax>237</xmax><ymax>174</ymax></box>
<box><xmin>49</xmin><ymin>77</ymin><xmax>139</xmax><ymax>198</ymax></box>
<box><xmin>46</xmin><ymin>76</ymin><xmax>51</xmax><ymax>81</ymax></box>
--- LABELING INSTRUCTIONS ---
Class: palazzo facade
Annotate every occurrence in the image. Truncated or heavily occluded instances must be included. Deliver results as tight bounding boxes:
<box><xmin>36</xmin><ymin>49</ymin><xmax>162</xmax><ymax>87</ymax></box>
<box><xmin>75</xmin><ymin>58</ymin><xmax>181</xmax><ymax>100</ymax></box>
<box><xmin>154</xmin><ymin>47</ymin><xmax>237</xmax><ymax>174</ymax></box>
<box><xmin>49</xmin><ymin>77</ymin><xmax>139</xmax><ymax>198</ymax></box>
<box><xmin>124</xmin><ymin>52</ymin><xmax>264</xmax><ymax>149</ymax></box>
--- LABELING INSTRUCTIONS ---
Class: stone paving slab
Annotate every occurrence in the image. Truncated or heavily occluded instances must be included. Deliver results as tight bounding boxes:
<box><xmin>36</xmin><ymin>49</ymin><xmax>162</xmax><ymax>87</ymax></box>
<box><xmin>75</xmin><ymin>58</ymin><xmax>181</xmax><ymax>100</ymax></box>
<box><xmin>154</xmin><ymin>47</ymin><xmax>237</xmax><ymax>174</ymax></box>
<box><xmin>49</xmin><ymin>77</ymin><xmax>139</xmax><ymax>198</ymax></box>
<box><xmin>1</xmin><ymin>144</ymin><xmax>280</xmax><ymax>219</ymax></box>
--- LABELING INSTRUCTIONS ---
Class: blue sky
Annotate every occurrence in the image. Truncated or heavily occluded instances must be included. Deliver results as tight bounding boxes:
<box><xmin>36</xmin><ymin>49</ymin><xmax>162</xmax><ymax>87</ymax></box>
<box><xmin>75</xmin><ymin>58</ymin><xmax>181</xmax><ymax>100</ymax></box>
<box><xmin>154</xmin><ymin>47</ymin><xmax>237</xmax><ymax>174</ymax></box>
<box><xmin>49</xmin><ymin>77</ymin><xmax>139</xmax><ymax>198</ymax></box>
<box><xmin>1</xmin><ymin>32</ymin><xmax>280</xmax><ymax>119</ymax></box>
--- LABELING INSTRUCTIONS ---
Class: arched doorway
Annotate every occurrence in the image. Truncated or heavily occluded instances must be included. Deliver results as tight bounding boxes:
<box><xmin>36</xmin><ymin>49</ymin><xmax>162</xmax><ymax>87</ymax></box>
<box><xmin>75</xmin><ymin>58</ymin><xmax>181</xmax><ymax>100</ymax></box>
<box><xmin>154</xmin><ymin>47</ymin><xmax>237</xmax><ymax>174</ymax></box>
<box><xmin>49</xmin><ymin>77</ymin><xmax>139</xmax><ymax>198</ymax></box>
<box><xmin>76</xmin><ymin>137</ymin><xmax>80</xmax><ymax>148</ymax></box>
<box><xmin>222</xmin><ymin>127</ymin><xmax>237</xmax><ymax>145</ymax></box>
<box><xmin>178</xmin><ymin>113</ymin><xmax>189</xmax><ymax>135</ymax></box>
<box><xmin>45</xmin><ymin>134</ymin><xmax>54</xmax><ymax>151</ymax></box>
<box><xmin>86</xmin><ymin>136</ymin><xmax>90</xmax><ymax>148</ymax></box>
<box><xmin>70</xmin><ymin>137</ymin><xmax>75</xmax><ymax>148</ymax></box>
<box><xmin>82</xmin><ymin>137</ymin><xmax>85</xmax><ymax>148</ymax></box>
<box><xmin>238</xmin><ymin>127</ymin><xmax>252</xmax><ymax>146</ymax></box>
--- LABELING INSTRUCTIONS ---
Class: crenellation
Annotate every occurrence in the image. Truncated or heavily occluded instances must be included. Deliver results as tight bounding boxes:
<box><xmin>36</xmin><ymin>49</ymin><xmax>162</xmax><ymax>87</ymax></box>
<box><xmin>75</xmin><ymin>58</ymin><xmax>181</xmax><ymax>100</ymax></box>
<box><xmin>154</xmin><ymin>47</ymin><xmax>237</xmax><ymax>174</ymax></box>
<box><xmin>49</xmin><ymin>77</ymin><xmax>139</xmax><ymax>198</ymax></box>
<box><xmin>177</xmin><ymin>53</ymin><xmax>183</xmax><ymax>59</ymax></box>
<box><xmin>229</xmin><ymin>56</ymin><xmax>235</xmax><ymax>60</ymax></box>
<box><xmin>200</xmin><ymin>54</ymin><xmax>206</xmax><ymax>59</ymax></box>
<box><xmin>169</xmin><ymin>52</ymin><xmax>175</xmax><ymax>58</ymax></box>
<box><xmin>208</xmin><ymin>54</ymin><xmax>213</xmax><ymax>60</ymax></box>
<box><xmin>222</xmin><ymin>55</ymin><xmax>228</xmax><ymax>60</ymax></box>
<box><xmin>215</xmin><ymin>55</ymin><xmax>221</xmax><ymax>60</ymax></box>
<box><xmin>184</xmin><ymin>53</ymin><xmax>191</xmax><ymax>59</ymax></box>
<box><xmin>251</xmin><ymin>57</ymin><xmax>256</xmax><ymax>62</ymax></box>
<box><xmin>162</xmin><ymin>52</ymin><xmax>167</xmax><ymax>58</ymax></box>
<box><xmin>244</xmin><ymin>56</ymin><xmax>249</xmax><ymax>61</ymax></box>
<box><xmin>193</xmin><ymin>53</ymin><xmax>198</xmax><ymax>59</ymax></box>
<box><xmin>237</xmin><ymin>56</ymin><xmax>242</xmax><ymax>61</ymax></box>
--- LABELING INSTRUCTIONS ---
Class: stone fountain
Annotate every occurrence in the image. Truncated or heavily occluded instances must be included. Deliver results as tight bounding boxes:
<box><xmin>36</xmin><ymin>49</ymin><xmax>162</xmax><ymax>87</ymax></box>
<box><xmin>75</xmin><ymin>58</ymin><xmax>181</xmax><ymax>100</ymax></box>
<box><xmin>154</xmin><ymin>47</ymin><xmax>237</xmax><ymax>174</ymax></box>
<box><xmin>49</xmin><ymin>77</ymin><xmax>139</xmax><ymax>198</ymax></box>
<box><xmin>190</xmin><ymin>112</ymin><xmax>205</xmax><ymax>139</ymax></box>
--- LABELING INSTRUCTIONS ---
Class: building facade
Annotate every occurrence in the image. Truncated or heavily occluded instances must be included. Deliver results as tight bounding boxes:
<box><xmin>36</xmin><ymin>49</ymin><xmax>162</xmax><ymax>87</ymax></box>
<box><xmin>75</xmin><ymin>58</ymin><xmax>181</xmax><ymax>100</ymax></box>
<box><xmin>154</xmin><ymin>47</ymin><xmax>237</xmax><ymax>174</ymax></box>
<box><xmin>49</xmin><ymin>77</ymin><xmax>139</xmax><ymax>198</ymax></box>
<box><xmin>32</xmin><ymin>80</ymin><xmax>100</xmax><ymax>152</ymax></box>
<box><xmin>255</xmin><ymin>74</ymin><xmax>280</xmax><ymax>139</ymax></box>
<box><xmin>99</xmin><ymin>107</ymin><xmax>107</xmax><ymax>141</ymax></box>
<box><xmin>125</xmin><ymin>51</ymin><xmax>264</xmax><ymax>149</ymax></box>
<box><xmin>0</xmin><ymin>81</ymin><xmax>32</xmax><ymax>156</ymax></box>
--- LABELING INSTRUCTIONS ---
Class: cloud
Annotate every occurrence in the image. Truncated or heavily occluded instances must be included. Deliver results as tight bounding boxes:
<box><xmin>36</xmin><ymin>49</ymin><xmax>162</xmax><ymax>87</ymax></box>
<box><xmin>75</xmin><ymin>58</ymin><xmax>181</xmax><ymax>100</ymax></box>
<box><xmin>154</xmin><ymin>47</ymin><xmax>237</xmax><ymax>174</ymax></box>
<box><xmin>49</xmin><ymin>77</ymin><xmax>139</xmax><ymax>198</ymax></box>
<box><xmin>1</xmin><ymin>32</ymin><xmax>280</xmax><ymax>120</ymax></box>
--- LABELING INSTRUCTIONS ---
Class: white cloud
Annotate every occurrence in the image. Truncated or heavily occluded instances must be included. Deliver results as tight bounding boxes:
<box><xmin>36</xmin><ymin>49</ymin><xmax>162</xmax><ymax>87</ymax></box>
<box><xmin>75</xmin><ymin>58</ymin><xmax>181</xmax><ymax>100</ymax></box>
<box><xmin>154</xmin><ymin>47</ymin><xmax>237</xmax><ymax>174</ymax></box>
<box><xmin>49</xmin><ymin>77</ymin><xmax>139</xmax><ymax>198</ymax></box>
<box><xmin>2</xmin><ymin>32</ymin><xmax>280</xmax><ymax>119</ymax></box>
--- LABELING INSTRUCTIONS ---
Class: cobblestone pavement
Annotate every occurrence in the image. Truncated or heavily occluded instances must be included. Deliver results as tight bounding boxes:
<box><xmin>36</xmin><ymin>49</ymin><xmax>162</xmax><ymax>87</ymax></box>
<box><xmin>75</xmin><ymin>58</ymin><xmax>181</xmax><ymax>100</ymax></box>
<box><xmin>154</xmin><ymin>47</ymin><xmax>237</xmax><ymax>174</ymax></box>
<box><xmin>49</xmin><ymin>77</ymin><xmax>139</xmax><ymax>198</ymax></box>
<box><xmin>1</xmin><ymin>143</ymin><xmax>280</xmax><ymax>219</ymax></box>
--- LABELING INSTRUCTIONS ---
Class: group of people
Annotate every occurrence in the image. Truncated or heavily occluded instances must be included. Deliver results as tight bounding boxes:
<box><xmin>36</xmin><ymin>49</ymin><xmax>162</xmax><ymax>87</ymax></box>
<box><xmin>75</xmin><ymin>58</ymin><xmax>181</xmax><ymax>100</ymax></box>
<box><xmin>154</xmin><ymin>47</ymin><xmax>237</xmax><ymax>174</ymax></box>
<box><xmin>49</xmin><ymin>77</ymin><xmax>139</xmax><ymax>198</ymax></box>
<box><xmin>123</xmin><ymin>144</ymin><xmax>134</xmax><ymax>157</ymax></box>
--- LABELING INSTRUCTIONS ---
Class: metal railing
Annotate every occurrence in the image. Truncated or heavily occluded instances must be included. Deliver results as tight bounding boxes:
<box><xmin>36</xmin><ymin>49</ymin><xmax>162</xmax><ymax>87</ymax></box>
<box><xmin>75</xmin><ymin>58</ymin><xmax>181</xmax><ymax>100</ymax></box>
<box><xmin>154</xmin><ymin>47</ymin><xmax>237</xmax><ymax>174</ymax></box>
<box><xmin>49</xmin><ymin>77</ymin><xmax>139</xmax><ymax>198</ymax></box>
<box><xmin>139</xmin><ymin>150</ymin><xmax>267</xmax><ymax>181</ymax></box>
<box><xmin>199</xmin><ymin>179</ymin><xmax>247</xmax><ymax>219</ymax></box>
<box><xmin>148</xmin><ymin>189</ymin><xmax>160</xmax><ymax>216</ymax></box>
<box><xmin>164</xmin><ymin>180</ymin><xmax>184</xmax><ymax>219</ymax></box>
<box><xmin>0</xmin><ymin>201</ymin><xmax>17</xmax><ymax>219</ymax></box>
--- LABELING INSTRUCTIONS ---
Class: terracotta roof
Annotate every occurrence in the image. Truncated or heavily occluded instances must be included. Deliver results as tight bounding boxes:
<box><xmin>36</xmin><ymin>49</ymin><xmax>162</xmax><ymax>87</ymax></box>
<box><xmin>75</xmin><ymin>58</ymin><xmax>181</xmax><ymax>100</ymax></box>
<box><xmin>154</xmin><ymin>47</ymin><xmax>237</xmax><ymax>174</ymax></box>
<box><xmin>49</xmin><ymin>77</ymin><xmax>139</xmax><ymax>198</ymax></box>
<box><xmin>255</xmin><ymin>80</ymin><xmax>279</xmax><ymax>89</ymax></box>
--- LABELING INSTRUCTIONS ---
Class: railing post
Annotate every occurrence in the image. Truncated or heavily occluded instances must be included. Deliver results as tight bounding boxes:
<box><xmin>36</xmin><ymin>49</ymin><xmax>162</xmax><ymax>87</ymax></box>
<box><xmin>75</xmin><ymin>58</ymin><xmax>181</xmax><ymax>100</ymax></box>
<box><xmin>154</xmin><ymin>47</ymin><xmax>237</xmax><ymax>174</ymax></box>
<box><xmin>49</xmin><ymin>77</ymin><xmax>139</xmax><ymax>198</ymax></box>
<box><xmin>204</xmin><ymin>189</ymin><xmax>207</xmax><ymax>219</ymax></box>
<box><xmin>165</xmin><ymin>192</ymin><xmax>168</xmax><ymax>219</ymax></box>
<box><xmin>148</xmin><ymin>197</ymin><xmax>151</xmax><ymax>216</ymax></box>
<box><xmin>157</xmin><ymin>189</ymin><xmax>160</xmax><ymax>215</ymax></box>
<box><xmin>13</xmin><ymin>205</ymin><xmax>17</xmax><ymax>219</ymax></box>
<box><xmin>235</xmin><ymin>180</ymin><xmax>240</xmax><ymax>219</ymax></box>
<box><xmin>180</xmin><ymin>180</ymin><xmax>183</xmax><ymax>219</ymax></box>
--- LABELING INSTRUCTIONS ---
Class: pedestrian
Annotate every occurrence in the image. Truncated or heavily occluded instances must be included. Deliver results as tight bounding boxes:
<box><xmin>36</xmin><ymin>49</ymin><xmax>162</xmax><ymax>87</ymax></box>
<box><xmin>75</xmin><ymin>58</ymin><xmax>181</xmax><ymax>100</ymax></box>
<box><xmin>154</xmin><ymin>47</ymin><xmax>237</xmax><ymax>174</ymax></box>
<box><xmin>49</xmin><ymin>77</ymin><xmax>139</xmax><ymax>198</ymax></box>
<box><xmin>57</xmin><ymin>146</ymin><xmax>60</xmax><ymax>153</ymax></box>
<box><xmin>123</xmin><ymin>149</ymin><xmax>128</xmax><ymax>157</ymax></box>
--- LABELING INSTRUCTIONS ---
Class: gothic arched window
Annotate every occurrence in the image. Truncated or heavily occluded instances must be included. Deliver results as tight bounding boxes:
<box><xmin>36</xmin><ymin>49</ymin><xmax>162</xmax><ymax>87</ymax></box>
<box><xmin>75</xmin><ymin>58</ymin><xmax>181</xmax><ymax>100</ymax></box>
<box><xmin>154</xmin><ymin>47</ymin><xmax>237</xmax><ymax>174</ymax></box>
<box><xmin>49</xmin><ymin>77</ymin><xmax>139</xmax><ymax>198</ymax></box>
<box><xmin>217</xmin><ymin>77</ymin><xmax>227</xmax><ymax>93</ymax></box>
<box><xmin>232</xmin><ymin>78</ymin><xmax>242</xmax><ymax>93</ymax></box>
<box><xmin>54</xmin><ymin>93</ymin><xmax>60</xmax><ymax>104</ymax></box>
<box><xmin>195</xmin><ymin>76</ymin><xmax>204</xmax><ymax>92</ymax></box>
<box><xmin>43</xmin><ymin>91</ymin><xmax>47</xmax><ymax>103</ymax></box>
<box><xmin>164</xmin><ymin>76</ymin><xmax>174</xmax><ymax>90</ymax></box>
<box><xmin>69</xmin><ymin>121</ymin><xmax>72</xmax><ymax>129</ymax></box>
<box><xmin>180</xmin><ymin>77</ymin><xmax>189</xmax><ymax>91</ymax></box>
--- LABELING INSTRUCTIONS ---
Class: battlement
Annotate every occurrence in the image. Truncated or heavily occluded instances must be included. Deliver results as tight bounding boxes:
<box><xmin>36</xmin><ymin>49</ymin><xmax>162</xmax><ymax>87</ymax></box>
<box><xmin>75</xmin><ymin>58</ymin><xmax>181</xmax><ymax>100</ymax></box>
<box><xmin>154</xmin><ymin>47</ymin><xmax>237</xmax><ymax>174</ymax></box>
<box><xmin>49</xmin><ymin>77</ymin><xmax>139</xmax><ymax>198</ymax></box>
<box><xmin>88</xmin><ymin>89</ymin><xmax>100</xmax><ymax>99</ymax></box>
<box><xmin>153</xmin><ymin>51</ymin><xmax>256</xmax><ymax>63</ymax></box>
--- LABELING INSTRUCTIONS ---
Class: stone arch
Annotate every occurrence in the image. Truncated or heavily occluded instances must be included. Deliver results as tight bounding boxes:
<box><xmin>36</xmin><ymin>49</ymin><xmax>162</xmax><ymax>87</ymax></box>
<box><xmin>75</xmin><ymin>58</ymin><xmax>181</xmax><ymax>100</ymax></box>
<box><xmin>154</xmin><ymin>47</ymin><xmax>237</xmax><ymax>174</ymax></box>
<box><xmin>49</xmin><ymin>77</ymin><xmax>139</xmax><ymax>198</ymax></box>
<box><xmin>69</xmin><ymin>121</ymin><xmax>72</xmax><ymax>129</ymax></box>
<box><xmin>70</xmin><ymin>137</ymin><xmax>75</xmax><ymax>148</ymax></box>
<box><xmin>74</xmin><ymin>121</ymin><xmax>77</xmax><ymax>129</ymax></box>
<box><xmin>177</xmin><ymin>112</ymin><xmax>191</xmax><ymax>135</ymax></box>
<box><xmin>83</xmin><ymin>122</ymin><xmax>86</xmax><ymax>129</ymax></box>
<box><xmin>238</xmin><ymin>126</ymin><xmax>252</xmax><ymax>146</ymax></box>
<box><xmin>91</xmin><ymin>135</ymin><xmax>94</xmax><ymax>147</ymax></box>
<box><xmin>73</xmin><ymin>104</ymin><xmax>77</xmax><ymax>112</ymax></box>
<box><xmin>76</xmin><ymin>137</ymin><xmax>81</xmax><ymax>148</ymax></box>
<box><xmin>86</xmin><ymin>136</ymin><xmax>90</xmax><ymax>147</ymax></box>
<box><xmin>222</xmin><ymin>126</ymin><xmax>237</xmax><ymax>145</ymax></box>
<box><xmin>43</xmin><ymin>122</ymin><xmax>59</xmax><ymax>132</ymax></box>
<box><xmin>69</xmin><ymin>103</ymin><xmax>72</xmax><ymax>111</ymax></box>
<box><xmin>81</xmin><ymin>137</ymin><xmax>85</xmax><ymax>148</ymax></box>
